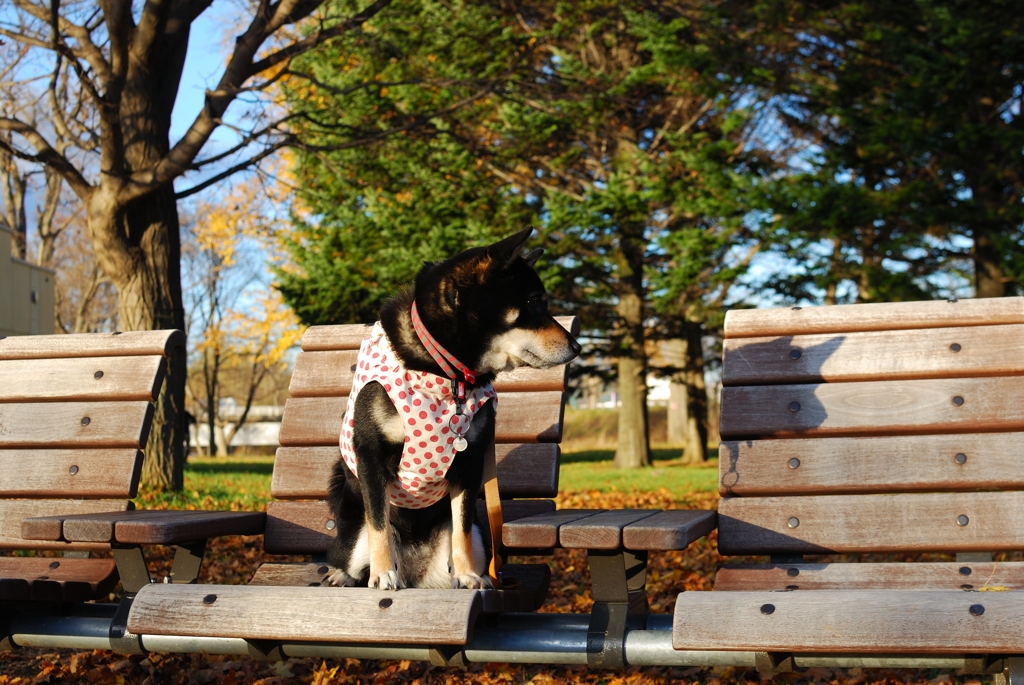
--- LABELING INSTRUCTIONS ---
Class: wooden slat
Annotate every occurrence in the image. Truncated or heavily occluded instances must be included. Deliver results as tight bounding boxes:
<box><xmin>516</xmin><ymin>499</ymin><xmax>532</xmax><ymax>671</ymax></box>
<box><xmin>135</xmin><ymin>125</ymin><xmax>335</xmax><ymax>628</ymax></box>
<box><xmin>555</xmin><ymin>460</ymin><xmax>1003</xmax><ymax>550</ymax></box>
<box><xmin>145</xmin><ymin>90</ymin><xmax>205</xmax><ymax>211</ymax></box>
<box><xmin>718</xmin><ymin>491</ymin><xmax>1024</xmax><ymax>555</ymax></box>
<box><xmin>674</xmin><ymin>590</ymin><xmax>1024</xmax><ymax>653</ymax></box>
<box><xmin>715</xmin><ymin>561</ymin><xmax>1024</xmax><ymax>592</ymax></box>
<box><xmin>0</xmin><ymin>499</ymin><xmax>128</xmax><ymax>550</ymax></box>
<box><xmin>621</xmin><ymin>510</ymin><xmax>718</xmax><ymax>551</ymax></box>
<box><xmin>719</xmin><ymin>377</ymin><xmax>1024</xmax><ymax>439</ymax></box>
<box><xmin>559</xmin><ymin>510</ymin><xmax>660</xmax><ymax>550</ymax></box>
<box><xmin>0</xmin><ymin>557</ymin><xmax>119</xmax><ymax>602</ymax></box>
<box><xmin>23</xmin><ymin>510</ymin><xmax>266</xmax><ymax>544</ymax></box>
<box><xmin>0</xmin><ymin>402</ymin><xmax>153</xmax><ymax>448</ymax></box>
<box><xmin>126</xmin><ymin>584</ymin><xmax>483</xmax><ymax>645</ymax></box>
<box><xmin>0</xmin><ymin>356</ymin><xmax>165</xmax><ymax>403</ymax></box>
<box><xmin>724</xmin><ymin>297</ymin><xmax>1024</xmax><ymax>339</ymax></box>
<box><xmin>722</xmin><ymin>324</ymin><xmax>1024</xmax><ymax>386</ymax></box>
<box><xmin>279</xmin><ymin>392</ymin><xmax>565</xmax><ymax>446</ymax></box>
<box><xmin>288</xmin><ymin>350</ymin><xmax>569</xmax><ymax>398</ymax></box>
<box><xmin>264</xmin><ymin>499</ymin><xmax>554</xmax><ymax>554</ymax></box>
<box><xmin>271</xmin><ymin>443</ymin><xmax>559</xmax><ymax>499</ymax></box>
<box><xmin>299</xmin><ymin>316</ymin><xmax>580</xmax><ymax>352</ymax></box>
<box><xmin>503</xmin><ymin>509</ymin><xmax>603</xmax><ymax>549</ymax></box>
<box><xmin>0</xmin><ymin>330</ymin><xmax>185</xmax><ymax>359</ymax></box>
<box><xmin>301</xmin><ymin>324</ymin><xmax>374</xmax><ymax>351</ymax></box>
<box><xmin>247</xmin><ymin>561</ymin><xmax>551</xmax><ymax>612</ymax></box>
<box><xmin>0</xmin><ymin>449</ymin><xmax>142</xmax><ymax>498</ymax></box>
<box><xmin>719</xmin><ymin>432</ymin><xmax>1024</xmax><ymax>496</ymax></box>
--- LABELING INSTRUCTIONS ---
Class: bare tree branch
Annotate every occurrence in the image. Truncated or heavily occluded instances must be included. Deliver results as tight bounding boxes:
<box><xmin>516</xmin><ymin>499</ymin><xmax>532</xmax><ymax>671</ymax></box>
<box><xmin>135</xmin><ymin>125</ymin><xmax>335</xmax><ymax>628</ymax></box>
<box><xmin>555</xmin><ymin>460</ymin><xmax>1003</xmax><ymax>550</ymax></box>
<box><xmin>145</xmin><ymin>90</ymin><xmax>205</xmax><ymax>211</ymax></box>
<box><xmin>119</xmin><ymin>0</ymin><xmax>395</xmax><ymax>202</ymax></box>
<box><xmin>0</xmin><ymin>117</ymin><xmax>92</xmax><ymax>198</ymax></box>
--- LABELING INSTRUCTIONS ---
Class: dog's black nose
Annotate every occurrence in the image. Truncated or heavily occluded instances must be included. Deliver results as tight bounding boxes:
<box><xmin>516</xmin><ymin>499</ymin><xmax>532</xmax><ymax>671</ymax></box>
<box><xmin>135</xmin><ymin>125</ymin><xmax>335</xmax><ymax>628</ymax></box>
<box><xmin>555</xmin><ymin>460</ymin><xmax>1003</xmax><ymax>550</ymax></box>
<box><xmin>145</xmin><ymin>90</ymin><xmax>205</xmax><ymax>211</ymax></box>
<box><xmin>570</xmin><ymin>338</ymin><xmax>582</xmax><ymax>356</ymax></box>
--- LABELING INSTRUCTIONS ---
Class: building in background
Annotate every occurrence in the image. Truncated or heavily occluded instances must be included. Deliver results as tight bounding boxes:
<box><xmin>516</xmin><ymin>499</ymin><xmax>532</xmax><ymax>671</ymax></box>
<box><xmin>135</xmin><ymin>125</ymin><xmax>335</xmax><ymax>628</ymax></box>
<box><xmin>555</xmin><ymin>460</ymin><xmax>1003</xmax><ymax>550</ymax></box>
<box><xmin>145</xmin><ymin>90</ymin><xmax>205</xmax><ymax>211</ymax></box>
<box><xmin>0</xmin><ymin>224</ymin><xmax>55</xmax><ymax>336</ymax></box>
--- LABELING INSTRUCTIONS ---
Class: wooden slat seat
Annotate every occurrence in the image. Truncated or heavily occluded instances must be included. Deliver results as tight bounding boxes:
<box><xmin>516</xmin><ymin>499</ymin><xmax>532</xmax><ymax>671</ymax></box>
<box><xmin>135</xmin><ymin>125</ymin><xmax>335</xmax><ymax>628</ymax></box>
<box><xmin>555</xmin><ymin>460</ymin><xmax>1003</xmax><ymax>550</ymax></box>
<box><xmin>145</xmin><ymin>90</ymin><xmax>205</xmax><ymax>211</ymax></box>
<box><xmin>22</xmin><ymin>509</ymin><xmax>266</xmax><ymax>545</ymax></box>
<box><xmin>0</xmin><ymin>330</ymin><xmax>183</xmax><ymax>603</ymax></box>
<box><xmin>126</xmin><ymin>584</ymin><xmax>484</xmax><ymax>645</ymax></box>
<box><xmin>247</xmin><ymin>561</ymin><xmax>551</xmax><ymax>612</ymax></box>
<box><xmin>674</xmin><ymin>590</ymin><xmax>1024</xmax><ymax>653</ymax></box>
<box><xmin>502</xmin><ymin>509</ymin><xmax>717</xmax><ymax>551</ymax></box>
<box><xmin>715</xmin><ymin>561</ymin><xmax>1024</xmax><ymax>592</ymax></box>
<box><xmin>0</xmin><ymin>557</ymin><xmax>119</xmax><ymax>602</ymax></box>
<box><xmin>674</xmin><ymin>296</ymin><xmax>1024</xmax><ymax>660</ymax></box>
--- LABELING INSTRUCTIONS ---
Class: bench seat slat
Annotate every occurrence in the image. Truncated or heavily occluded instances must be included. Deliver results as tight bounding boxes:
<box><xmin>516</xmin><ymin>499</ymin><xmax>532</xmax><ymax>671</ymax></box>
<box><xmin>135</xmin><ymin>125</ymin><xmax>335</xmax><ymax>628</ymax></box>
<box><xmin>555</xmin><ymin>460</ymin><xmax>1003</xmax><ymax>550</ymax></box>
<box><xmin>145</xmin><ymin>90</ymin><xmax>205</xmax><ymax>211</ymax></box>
<box><xmin>718</xmin><ymin>491</ymin><xmax>1024</xmax><ymax>555</ymax></box>
<box><xmin>0</xmin><ymin>499</ymin><xmax>128</xmax><ymax>550</ymax></box>
<box><xmin>558</xmin><ymin>510</ymin><xmax>660</xmax><ymax>549</ymax></box>
<box><xmin>126</xmin><ymin>584</ymin><xmax>482</xmax><ymax>645</ymax></box>
<box><xmin>0</xmin><ymin>330</ymin><xmax>184</xmax><ymax>360</ymax></box>
<box><xmin>723</xmin><ymin>297</ymin><xmax>1024</xmax><ymax>339</ymax></box>
<box><xmin>719</xmin><ymin>432</ymin><xmax>1024</xmax><ymax>496</ymax></box>
<box><xmin>0</xmin><ymin>449</ymin><xmax>142</xmax><ymax>498</ymax></box>
<box><xmin>715</xmin><ymin>561</ymin><xmax>1024</xmax><ymax>592</ymax></box>
<box><xmin>0</xmin><ymin>557</ymin><xmax>119</xmax><ymax>602</ymax></box>
<box><xmin>722</xmin><ymin>324</ymin><xmax>1024</xmax><ymax>386</ymax></box>
<box><xmin>247</xmin><ymin>561</ymin><xmax>551</xmax><ymax>612</ymax></box>
<box><xmin>0</xmin><ymin>356</ymin><xmax>166</xmax><ymax>403</ymax></box>
<box><xmin>0</xmin><ymin>401</ymin><xmax>153</xmax><ymax>448</ymax></box>
<box><xmin>271</xmin><ymin>444</ymin><xmax>559</xmax><ymax>499</ymax></box>
<box><xmin>22</xmin><ymin>510</ymin><xmax>266</xmax><ymax>544</ymax></box>
<box><xmin>279</xmin><ymin>392</ymin><xmax>564</xmax><ymax>446</ymax></box>
<box><xmin>720</xmin><ymin>377</ymin><xmax>1024</xmax><ymax>439</ymax></box>
<box><xmin>673</xmin><ymin>590</ymin><xmax>1024</xmax><ymax>653</ymax></box>
<box><xmin>264</xmin><ymin>499</ymin><xmax>554</xmax><ymax>555</ymax></box>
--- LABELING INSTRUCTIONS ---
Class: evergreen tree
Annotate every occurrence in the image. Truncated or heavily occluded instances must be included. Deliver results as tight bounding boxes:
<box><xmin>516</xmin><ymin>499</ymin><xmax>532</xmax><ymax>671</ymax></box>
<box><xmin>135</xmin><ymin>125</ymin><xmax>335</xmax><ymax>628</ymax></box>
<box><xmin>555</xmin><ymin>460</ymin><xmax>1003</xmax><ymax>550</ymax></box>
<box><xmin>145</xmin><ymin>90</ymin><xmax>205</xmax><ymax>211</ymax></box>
<box><xmin>278</xmin><ymin>0</ymin><xmax>776</xmax><ymax>467</ymax></box>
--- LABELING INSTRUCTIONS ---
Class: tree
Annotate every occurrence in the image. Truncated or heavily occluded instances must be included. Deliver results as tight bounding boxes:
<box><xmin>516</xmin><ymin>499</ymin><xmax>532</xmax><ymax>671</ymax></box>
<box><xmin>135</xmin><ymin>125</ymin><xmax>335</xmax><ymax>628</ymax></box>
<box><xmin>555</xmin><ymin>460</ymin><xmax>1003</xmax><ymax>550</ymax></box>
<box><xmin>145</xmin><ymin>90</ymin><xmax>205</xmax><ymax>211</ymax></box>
<box><xmin>0</xmin><ymin>0</ymin><xmax>487</xmax><ymax>488</ymax></box>
<box><xmin>762</xmin><ymin>0</ymin><xmax>1024</xmax><ymax>302</ymax></box>
<box><xmin>278</xmin><ymin>0</ymin><xmax>776</xmax><ymax>467</ymax></box>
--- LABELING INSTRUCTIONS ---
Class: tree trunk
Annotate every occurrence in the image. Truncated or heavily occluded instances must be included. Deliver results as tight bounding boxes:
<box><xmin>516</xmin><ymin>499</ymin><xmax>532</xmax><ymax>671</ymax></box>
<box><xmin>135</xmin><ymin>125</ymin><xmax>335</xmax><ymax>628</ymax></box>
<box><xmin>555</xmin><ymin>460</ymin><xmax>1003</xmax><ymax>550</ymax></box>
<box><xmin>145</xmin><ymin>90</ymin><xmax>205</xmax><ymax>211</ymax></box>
<box><xmin>973</xmin><ymin>226</ymin><xmax>1007</xmax><ymax>298</ymax></box>
<box><xmin>667</xmin><ymin>379</ymin><xmax>688</xmax><ymax>445</ymax></box>
<box><xmin>89</xmin><ymin>186</ymin><xmax>187</xmax><ymax>490</ymax></box>
<box><xmin>681</xmin><ymin>323</ymin><xmax>707</xmax><ymax>464</ymax></box>
<box><xmin>613</xmin><ymin>287</ymin><xmax>650</xmax><ymax>469</ymax></box>
<box><xmin>615</xmin><ymin>354</ymin><xmax>650</xmax><ymax>468</ymax></box>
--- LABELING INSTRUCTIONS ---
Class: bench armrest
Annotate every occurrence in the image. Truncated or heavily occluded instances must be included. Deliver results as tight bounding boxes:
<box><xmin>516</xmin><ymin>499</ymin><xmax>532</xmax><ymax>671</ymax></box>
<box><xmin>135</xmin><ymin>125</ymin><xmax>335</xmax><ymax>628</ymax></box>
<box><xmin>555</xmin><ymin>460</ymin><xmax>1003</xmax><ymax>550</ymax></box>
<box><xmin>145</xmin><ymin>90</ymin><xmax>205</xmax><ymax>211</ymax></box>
<box><xmin>502</xmin><ymin>508</ymin><xmax>717</xmax><ymax>551</ymax></box>
<box><xmin>22</xmin><ymin>509</ymin><xmax>266</xmax><ymax>545</ymax></box>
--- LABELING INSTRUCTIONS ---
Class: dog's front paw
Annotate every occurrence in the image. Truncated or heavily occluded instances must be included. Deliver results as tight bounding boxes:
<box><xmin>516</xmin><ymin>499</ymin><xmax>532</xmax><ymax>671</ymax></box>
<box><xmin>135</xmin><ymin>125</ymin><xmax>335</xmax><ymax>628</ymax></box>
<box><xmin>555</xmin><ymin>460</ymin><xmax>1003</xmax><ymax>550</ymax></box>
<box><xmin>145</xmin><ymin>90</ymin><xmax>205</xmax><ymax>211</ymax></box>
<box><xmin>370</xmin><ymin>569</ymin><xmax>402</xmax><ymax>590</ymax></box>
<box><xmin>452</xmin><ymin>573</ymin><xmax>493</xmax><ymax>590</ymax></box>
<box><xmin>324</xmin><ymin>567</ymin><xmax>356</xmax><ymax>587</ymax></box>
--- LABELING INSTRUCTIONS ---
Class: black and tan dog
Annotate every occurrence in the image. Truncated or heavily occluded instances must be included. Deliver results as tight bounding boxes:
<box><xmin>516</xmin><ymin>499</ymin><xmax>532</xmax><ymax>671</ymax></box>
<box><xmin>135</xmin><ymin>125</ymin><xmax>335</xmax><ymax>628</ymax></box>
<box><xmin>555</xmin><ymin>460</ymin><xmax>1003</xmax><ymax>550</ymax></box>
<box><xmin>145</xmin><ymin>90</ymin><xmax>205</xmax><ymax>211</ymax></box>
<box><xmin>326</xmin><ymin>228</ymin><xmax>580</xmax><ymax>590</ymax></box>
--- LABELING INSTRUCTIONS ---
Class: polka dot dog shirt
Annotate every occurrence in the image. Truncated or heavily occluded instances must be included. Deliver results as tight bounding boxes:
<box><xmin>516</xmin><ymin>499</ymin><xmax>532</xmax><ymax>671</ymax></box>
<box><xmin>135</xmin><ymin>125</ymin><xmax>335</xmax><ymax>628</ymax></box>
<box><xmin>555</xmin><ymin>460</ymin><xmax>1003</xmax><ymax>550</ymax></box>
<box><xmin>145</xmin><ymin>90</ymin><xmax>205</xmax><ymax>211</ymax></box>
<box><xmin>339</xmin><ymin>323</ymin><xmax>497</xmax><ymax>509</ymax></box>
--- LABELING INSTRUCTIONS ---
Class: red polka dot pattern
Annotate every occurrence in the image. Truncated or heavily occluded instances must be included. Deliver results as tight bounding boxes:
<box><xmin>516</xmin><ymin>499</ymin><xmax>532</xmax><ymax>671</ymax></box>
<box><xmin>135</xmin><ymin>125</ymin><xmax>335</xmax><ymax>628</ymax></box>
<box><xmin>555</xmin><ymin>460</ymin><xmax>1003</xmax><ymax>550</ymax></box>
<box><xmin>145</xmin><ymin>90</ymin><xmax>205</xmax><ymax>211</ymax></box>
<box><xmin>338</xmin><ymin>321</ymin><xmax>497</xmax><ymax>509</ymax></box>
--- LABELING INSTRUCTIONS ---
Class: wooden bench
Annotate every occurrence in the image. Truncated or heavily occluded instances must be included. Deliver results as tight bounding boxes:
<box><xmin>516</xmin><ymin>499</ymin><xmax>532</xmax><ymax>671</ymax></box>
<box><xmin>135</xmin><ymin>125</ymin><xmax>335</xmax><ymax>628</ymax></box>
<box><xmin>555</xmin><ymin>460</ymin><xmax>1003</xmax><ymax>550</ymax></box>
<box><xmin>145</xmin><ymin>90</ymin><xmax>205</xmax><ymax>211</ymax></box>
<box><xmin>0</xmin><ymin>330</ymin><xmax>188</xmax><ymax>608</ymax></box>
<box><xmin>121</xmin><ymin>318</ymin><xmax>716</xmax><ymax>665</ymax></box>
<box><xmin>0</xmin><ymin>330</ymin><xmax>266</xmax><ymax>653</ymax></box>
<box><xmin>673</xmin><ymin>296</ymin><xmax>1024</xmax><ymax>679</ymax></box>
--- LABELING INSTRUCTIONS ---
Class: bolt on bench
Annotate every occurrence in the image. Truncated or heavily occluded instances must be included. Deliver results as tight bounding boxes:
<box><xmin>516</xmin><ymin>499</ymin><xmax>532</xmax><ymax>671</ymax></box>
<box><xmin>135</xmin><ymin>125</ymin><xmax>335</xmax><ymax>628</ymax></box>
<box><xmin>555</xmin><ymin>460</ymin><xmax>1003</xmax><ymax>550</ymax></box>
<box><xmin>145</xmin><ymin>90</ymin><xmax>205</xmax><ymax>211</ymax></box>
<box><xmin>0</xmin><ymin>330</ymin><xmax>263</xmax><ymax>653</ymax></box>
<box><xmin>673</xmin><ymin>296</ymin><xmax>1024</xmax><ymax>681</ymax></box>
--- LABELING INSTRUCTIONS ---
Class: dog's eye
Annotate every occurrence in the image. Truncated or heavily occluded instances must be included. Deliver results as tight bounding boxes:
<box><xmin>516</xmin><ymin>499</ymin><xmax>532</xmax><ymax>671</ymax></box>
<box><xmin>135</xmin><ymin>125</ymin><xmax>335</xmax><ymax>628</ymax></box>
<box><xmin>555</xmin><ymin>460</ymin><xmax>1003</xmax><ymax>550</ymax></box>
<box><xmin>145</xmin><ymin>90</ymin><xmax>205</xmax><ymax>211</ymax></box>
<box><xmin>526</xmin><ymin>294</ymin><xmax>545</xmax><ymax>311</ymax></box>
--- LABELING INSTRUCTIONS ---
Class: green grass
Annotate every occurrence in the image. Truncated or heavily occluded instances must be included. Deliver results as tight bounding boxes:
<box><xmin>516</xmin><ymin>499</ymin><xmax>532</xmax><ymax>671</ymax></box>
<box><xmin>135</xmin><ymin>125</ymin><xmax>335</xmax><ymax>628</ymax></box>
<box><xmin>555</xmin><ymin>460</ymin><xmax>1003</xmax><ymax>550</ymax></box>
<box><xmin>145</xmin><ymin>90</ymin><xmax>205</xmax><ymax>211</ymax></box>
<box><xmin>560</xmin><ymin>449</ymin><xmax>719</xmax><ymax>497</ymax></box>
<box><xmin>136</xmin><ymin>455</ymin><xmax>275</xmax><ymax>511</ymax></box>
<box><xmin>140</xmin><ymin>450</ymin><xmax>719</xmax><ymax>508</ymax></box>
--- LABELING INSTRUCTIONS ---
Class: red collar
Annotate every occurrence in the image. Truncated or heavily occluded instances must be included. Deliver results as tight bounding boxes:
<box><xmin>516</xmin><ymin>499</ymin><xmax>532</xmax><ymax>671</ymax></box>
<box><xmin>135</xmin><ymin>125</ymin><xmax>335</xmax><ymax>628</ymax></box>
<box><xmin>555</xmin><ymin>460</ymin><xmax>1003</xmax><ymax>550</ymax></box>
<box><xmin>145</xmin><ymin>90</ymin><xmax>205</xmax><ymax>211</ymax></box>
<box><xmin>409</xmin><ymin>301</ymin><xmax>479</xmax><ymax>385</ymax></box>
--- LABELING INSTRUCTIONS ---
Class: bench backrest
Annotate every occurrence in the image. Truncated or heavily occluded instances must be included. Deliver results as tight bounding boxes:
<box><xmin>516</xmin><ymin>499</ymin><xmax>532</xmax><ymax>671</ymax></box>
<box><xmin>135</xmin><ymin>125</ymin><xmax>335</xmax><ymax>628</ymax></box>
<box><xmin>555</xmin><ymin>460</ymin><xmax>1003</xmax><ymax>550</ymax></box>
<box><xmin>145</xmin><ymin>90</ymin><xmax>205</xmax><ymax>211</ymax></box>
<box><xmin>717</xmin><ymin>297</ymin><xmax>1024</xmax><ymax>556</ymax></box>
<box><xmin>0</xmin><ymin>330</ymin><xmax>184</xmax><ymax>551</ymax></box>
<box><xmin>264</xmin><ymin>316</ymin><xmax>579</xmax><ymax>555</ymax></box>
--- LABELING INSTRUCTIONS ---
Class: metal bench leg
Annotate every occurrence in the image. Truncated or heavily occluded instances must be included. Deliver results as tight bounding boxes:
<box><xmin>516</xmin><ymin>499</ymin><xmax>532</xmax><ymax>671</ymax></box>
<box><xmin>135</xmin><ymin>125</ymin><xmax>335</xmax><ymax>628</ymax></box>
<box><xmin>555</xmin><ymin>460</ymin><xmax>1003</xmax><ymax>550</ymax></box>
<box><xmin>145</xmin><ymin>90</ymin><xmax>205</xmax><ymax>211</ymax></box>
<box><xmin>996</xmin><ymin>657</ymin><xmax>1024</xmax><ymax>685</ymax></box>
<box><xmin>587</xmin><ymin>549</ymin><xmax>648</xmax><ymax>668</ymax></box>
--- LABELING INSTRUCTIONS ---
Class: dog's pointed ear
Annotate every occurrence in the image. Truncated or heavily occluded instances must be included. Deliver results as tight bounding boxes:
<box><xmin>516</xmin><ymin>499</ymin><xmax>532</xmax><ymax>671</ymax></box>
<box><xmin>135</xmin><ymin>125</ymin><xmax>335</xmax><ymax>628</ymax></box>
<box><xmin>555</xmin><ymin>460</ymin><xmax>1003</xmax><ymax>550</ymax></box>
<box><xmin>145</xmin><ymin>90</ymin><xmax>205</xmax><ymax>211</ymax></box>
<box><xmin>523</xmin><ymin>248</ymin><xmax>544</xmax><ymax>267</ymax></box>
<box><xmin>486</xmin><ymin>227</ymin><xmax>534</xmax><ymax>269</ymax></box>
